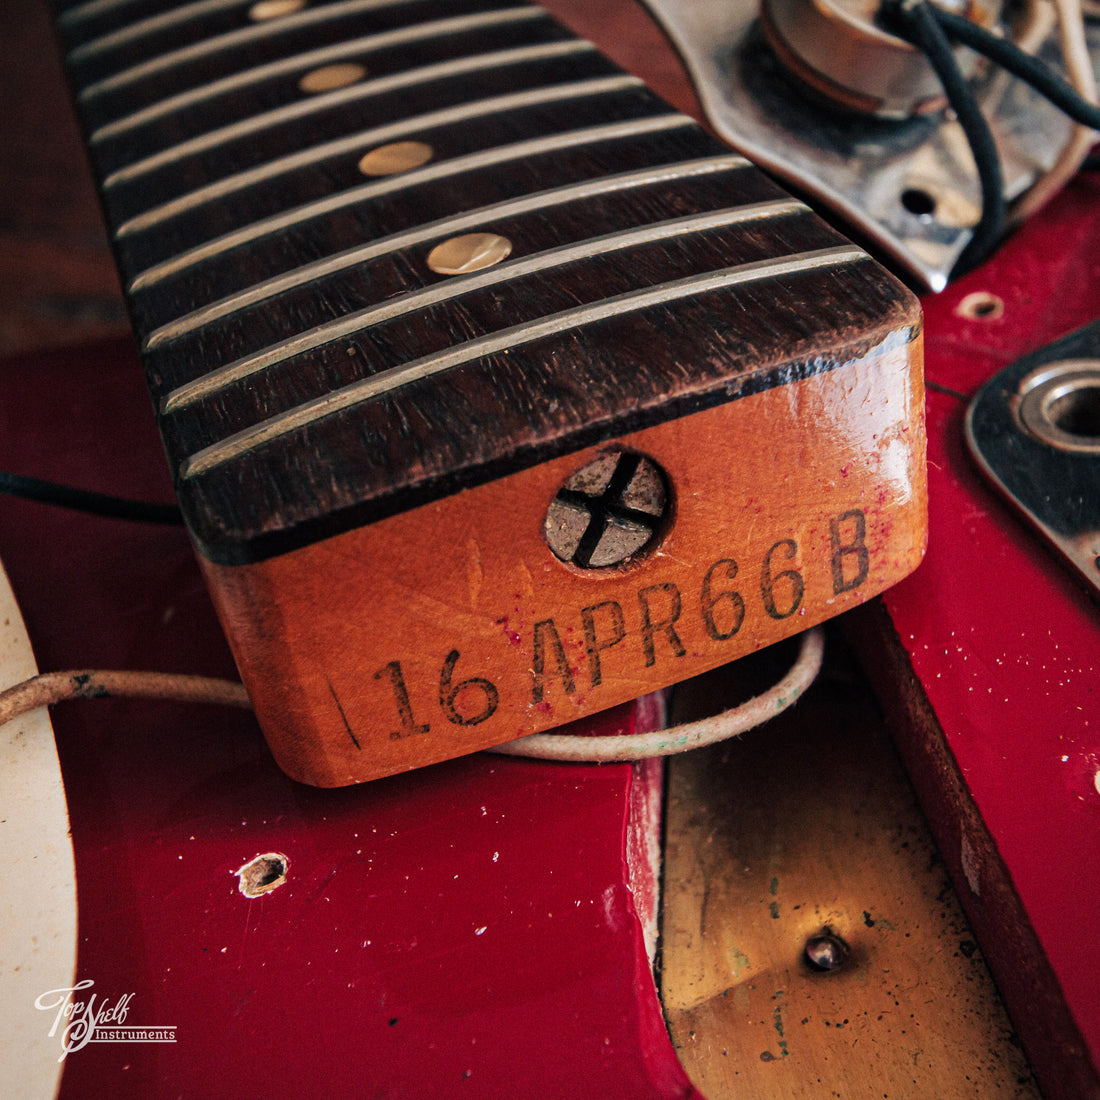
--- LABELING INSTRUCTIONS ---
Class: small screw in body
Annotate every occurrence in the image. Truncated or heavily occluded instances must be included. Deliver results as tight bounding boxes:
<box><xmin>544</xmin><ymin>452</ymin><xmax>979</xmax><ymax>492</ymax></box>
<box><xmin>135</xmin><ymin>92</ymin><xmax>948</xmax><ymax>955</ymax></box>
<box><xmin>804</xmin><ymin>930</ymin><xmax>850</xmax><ymax>971</ymax></box>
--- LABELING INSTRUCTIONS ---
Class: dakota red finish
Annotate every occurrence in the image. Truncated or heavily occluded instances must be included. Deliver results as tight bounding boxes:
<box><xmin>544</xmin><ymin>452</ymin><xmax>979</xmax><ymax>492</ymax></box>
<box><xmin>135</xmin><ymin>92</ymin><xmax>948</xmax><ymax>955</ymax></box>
<box><xmin>5</xmin><ymin>0</ymin><xmax>1098</xmax><ymax>1093</ymax></box>
<box><xmin>0</xmin><ymin>337</ymin><xmax>700</xmax><ymax>1099</ymax></box>
<box><xmin>874</xmin><ymin>171</ymin><xmax>1100</xmax><ymax>1089</ymax></box>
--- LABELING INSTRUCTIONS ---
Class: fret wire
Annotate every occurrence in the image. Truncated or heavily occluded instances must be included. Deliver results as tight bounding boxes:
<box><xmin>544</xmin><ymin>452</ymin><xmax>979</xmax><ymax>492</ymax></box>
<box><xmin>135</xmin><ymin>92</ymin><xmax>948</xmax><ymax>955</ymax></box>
<box><xmin>117</xmin><ymin>75</ymin><xmax>644</xmax><ymax>235</ymax></box>
<box><xmin>66</xmin><ymin>0</ymin><xmax>248</xmax><ymax>53</ymax></box>
<box><xmin>60</xmin><ymin>0</ymin><xmax>176</xmax><ymax>29</ymax></box>
<box><xmin>144</xmin><ymin>155</ymin><xmax>751</xmax><ymax>347</ymax></box>
<box><xmin>104</xmin><ymin>39</ymin><xmax>596</xmax><ymax>188</ymax></box>
<box><xmin>163</xmin><ymin>201</ymin><xmax>806</xmax><ymax>411</ymax></box>
<box><xmin>90</xmin><ymin>8</ymin><xmax>547</xmax><ymax>144</ymax></box>
<box><xmin>77</xmin><ymin>0</ymin><xmax>436</xmax><ymax>98</ymax></box>
<box><xmin>128</xmin><ymin>114</ymin><xmax>695</xmax><ymax>291</ymax></box>
<box><xmin>180</xmin><ymin>247</ymin><xmax>868</xmax><ymax>479</ymax></box>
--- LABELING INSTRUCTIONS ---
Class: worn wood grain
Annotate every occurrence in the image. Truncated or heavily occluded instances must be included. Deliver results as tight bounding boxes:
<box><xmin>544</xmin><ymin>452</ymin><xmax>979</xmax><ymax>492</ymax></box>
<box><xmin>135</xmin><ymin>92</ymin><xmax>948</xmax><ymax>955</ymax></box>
<box><xmin>660</xmin><ymin>637</ymin><xmax>1040</xmax><ymax>1098</ymax></box>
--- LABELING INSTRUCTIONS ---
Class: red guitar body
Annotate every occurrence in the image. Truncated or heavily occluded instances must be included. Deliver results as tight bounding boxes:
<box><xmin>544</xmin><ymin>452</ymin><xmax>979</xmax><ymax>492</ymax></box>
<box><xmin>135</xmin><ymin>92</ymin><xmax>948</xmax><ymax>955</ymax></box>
<box><xmin>2</xmin><ymin>1</ymin><xmax>1097</xmax><ymax>1096</ymax></box>
<box><xmin>0</xmin><ymin>320</ymin><xmax>711</xmax><ymax>1096</ymax></box>
<box><xmin>855</xmin><ymin>171</ymin><xmax>1100</xmax><ymax>1098</ymax></box>
<box><xmin>0</xmin><ymin>334</ymin><xmax>700</xmax><ymax>1098</ymax></box>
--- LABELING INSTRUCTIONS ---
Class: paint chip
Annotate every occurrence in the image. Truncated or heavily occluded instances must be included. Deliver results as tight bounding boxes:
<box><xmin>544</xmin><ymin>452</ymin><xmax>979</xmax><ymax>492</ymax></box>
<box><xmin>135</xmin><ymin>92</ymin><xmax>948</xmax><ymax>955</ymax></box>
<box><xmin>236</xmin><ymin>852</ymin><xmax>289</xmax><ymax>898</ymax></box>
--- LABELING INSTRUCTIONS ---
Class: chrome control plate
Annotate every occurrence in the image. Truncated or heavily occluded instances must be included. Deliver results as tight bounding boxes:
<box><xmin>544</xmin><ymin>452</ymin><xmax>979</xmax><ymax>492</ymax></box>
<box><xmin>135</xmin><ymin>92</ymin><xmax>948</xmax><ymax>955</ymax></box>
<box><xmin>641</xmin><ymin>0</ymin><xmax>1096</xmax><ymax>290</ymax></box>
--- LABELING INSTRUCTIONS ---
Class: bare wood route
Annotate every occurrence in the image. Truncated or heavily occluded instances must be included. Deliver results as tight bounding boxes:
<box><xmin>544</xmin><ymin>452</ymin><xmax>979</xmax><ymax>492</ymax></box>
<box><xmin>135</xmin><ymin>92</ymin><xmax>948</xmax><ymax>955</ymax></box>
<box><xmin>661</xmin><ymin>639</ymin><xmax>1040</xmax><ymax>1098</ymax></box>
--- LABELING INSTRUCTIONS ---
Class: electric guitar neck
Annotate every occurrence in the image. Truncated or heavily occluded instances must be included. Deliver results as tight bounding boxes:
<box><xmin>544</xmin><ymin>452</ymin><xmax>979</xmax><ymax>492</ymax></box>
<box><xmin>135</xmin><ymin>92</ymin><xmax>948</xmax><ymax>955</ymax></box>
<box><xmin>54</xmin><ymin>0</ymin><xmax>926</xmax><ymax>784</ymax></box>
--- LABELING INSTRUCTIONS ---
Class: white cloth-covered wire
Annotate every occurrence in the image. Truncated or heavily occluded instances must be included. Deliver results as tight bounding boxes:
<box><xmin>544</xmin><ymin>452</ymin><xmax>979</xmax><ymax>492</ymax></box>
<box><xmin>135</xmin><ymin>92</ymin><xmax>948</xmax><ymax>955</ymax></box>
<box><xmin>0</xmin><ymin>669</ymin><xmax>251</xmax><ymax>724</ymax></box>
<box><xmin>0</xmin><ymin>631</ymin><xmax>825</xmax><ymax>766</ymax></box>
<box><xmin>489</xmin><ymin>627</ymin><xmax>825</xmax><ymax>761</ymax></box>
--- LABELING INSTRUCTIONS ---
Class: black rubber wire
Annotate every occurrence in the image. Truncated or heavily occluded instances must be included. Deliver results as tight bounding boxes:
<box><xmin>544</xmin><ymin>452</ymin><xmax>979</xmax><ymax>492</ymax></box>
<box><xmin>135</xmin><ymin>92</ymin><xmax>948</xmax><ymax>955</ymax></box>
<box><xmin>884</xmin><ymin>0</ymin><xmax>1100</xmax><ymax>275</ymax></box>
<box><xmin>882</xmin><ymin>0</ymin><xmax>1007</xmax><ymax>276</ymax></box>
<box><xmin>931</xmin><ymin>6</ymin><xmax>1100</xmax><ymax>129</ymax></box>
<box><xmin>0</xmin><ymin>470</ymin><xmax>184</xmax><ymax>524</ymax></box>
